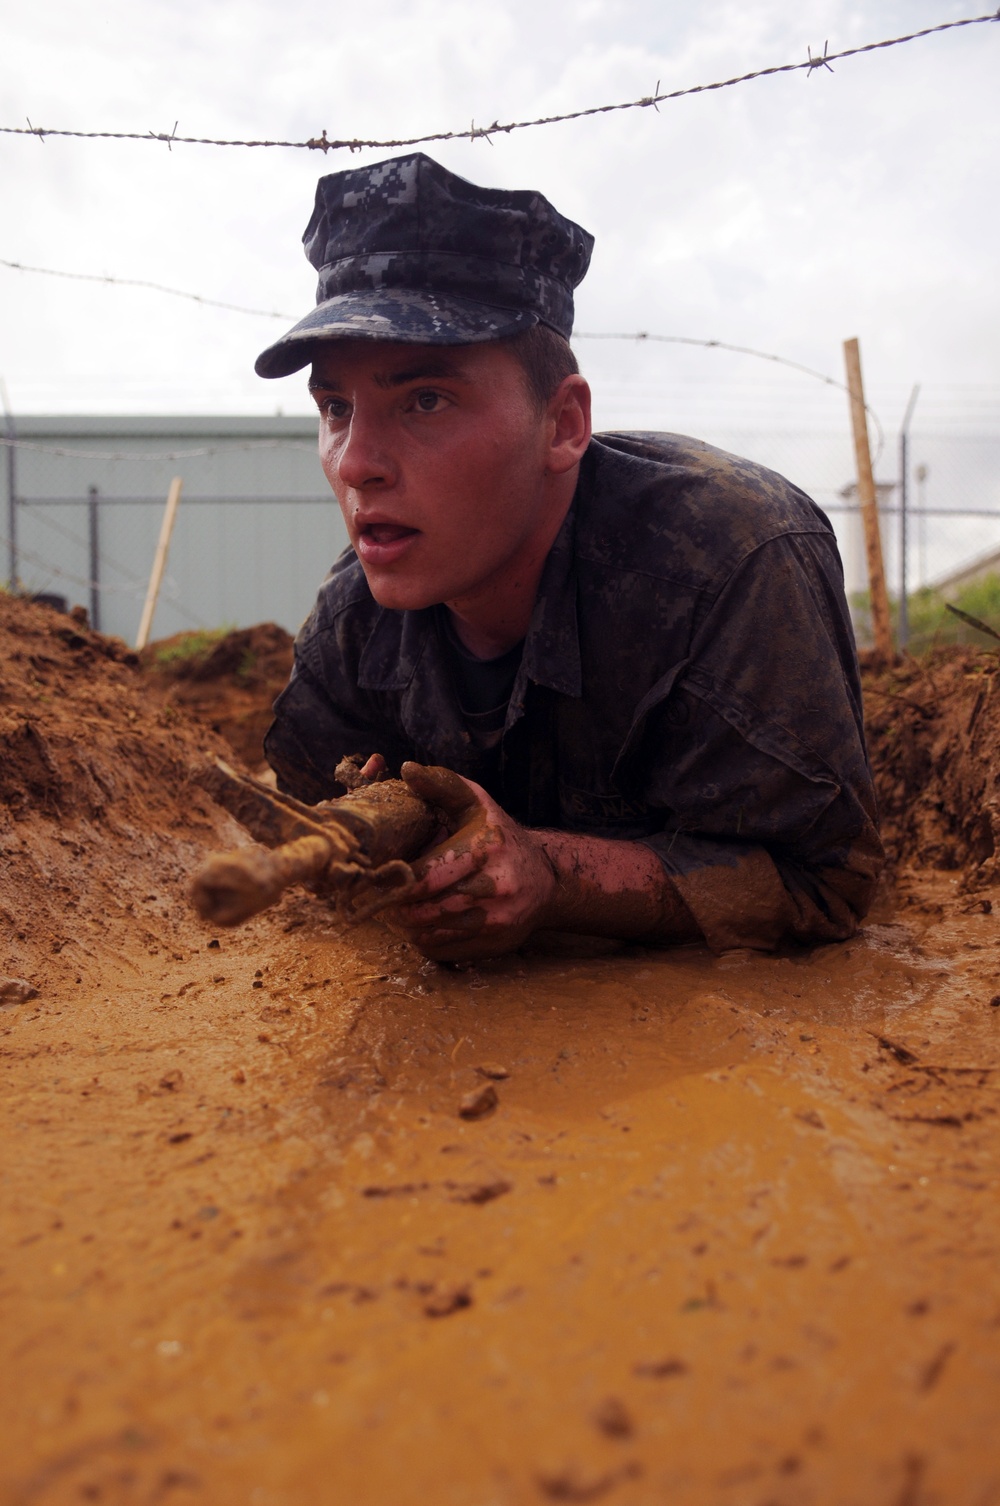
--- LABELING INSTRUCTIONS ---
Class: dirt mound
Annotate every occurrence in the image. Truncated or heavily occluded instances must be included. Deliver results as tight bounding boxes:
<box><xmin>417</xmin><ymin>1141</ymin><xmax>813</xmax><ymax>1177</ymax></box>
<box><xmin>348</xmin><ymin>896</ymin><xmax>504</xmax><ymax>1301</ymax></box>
<box><xmin>0</xmin><ymin>595</ymin><xmax>240</xmax><ymax>988</ymax></box>
<box><xmin>140</xmin><ymin>622</ymin><xmax>294</xmax><ymax>769</ymax></box>
<box><xmin>862</xmin><ymin>647</ymin><xmax>1000</xmax><ymax>882</ymax></box>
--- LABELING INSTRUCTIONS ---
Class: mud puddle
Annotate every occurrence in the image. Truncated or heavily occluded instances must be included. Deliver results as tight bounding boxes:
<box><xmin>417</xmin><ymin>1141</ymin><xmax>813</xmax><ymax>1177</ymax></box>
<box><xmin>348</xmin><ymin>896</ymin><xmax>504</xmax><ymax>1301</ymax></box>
<box><xmin>2</xmin><ymin>598</ymin><xmax>1000</xmax><ymax>1504</ymax></box>
<box><xmin>6</xmin><ymin>889</ymin><xmax>999</xmax><ymax>1506</ymax></box>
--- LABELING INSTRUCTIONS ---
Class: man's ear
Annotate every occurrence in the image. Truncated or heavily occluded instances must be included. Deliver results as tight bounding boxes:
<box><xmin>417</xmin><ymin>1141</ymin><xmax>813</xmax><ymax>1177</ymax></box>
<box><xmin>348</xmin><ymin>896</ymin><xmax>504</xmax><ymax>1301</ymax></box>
<box><xmin>545</xmin><ymin>375</ymin><xmax>592</xmax><ymax>476</ymax></box>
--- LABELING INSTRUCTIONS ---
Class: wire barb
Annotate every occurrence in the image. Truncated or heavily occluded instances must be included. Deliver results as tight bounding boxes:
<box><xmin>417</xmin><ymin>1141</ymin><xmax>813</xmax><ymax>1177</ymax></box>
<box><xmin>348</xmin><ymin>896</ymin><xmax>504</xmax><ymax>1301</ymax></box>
<box><xmin>0</xmin><ymin>256</ymin><xmax>298</xmax><ymax>320</ymax></box>
<box><xmin>0</xmin><ymin>13</ymin><xmax>995</xmax><ymax>153</ymax></box>
<box><xmin>807</xmin><ymin>41</ymin><xmax>834</xmax><ymax>75</ymax></box>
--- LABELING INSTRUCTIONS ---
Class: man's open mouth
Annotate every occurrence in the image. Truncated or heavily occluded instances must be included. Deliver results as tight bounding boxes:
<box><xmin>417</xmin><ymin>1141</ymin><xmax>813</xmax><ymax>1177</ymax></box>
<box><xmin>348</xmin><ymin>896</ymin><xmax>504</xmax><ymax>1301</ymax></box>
<box><xmin>362</xmin><ymin>523</ymin><xmax>419</xmax><ymax>545</ymax></box>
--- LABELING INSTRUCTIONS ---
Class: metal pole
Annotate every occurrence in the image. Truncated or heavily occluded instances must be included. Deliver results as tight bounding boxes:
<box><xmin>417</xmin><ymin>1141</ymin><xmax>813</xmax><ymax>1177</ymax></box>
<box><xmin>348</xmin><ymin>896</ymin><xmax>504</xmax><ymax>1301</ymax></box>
<box><xmin>87</xmin><ymin>483</ymin><xmax>101</xmax><ymax>631</ymax></box>
<box><xmin>916</xmin><ymin>464</ymin><xmax>929</xmax><ymax>586</ymax></box>
<box><xmin>898</xmin><ymin>384</ymin><xmax>920</xmax><ymax>650</ymax></box>
<box><xmin>0</xmin><ymin>377</ymin><xmax>16</xmax><ymax>590</ymax></box>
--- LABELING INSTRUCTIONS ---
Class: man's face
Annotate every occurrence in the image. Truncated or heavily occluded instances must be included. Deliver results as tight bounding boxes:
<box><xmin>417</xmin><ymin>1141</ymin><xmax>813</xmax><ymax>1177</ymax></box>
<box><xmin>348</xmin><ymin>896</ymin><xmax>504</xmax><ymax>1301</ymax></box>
<box><xmin>309</xmin><ymin>339</ymin><xmax>559</xmax><ymax>616</ymax></box>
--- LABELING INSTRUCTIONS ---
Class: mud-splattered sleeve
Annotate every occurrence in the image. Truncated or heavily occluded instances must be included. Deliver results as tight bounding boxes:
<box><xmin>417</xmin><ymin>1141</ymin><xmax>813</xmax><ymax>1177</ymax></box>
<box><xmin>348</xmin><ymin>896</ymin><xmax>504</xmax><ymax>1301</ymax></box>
<box><xmin>636</xmin><ymin>530</ymin><xmax>883</xmax><ymax>951</ymax></box>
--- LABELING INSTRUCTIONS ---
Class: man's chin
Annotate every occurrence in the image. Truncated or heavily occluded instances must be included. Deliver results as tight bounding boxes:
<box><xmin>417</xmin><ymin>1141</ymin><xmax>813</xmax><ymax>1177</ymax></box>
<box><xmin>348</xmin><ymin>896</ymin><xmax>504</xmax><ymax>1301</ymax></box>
<box><xmin>360</xmin><ymin>567</ymin><xmax>444</xmax><ymax>614</ymax></box>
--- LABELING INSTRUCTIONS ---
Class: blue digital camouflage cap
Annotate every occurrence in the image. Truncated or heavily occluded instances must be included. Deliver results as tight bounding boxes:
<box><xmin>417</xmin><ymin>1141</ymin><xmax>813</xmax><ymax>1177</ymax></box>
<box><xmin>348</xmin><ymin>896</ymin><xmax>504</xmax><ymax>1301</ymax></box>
<box><xmin>255</xmin><ymin>152</ymin><xmax>594</xmax><ymax>379</ymax></box>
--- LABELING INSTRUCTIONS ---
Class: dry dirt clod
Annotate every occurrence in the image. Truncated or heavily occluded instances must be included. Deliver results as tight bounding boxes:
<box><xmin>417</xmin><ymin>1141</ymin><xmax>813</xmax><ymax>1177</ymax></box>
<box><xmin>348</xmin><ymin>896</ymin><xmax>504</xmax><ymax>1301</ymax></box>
<box><xmin>0</xmin><ymin>976</ymin><xmax>39</xmax><ymax>1006</ymax></box>
<box><xmin>446</xmin><ymin>1178</ymin><xmax>512</xmax><ymax>1205</ymax></box>
<box><xmin>536</xmin><ymin>1461</ymin><xmax>642</xmax><ymax>1501</ymax></box>
<box><xmin>422</xmin><ymin>1284</ymin><xmax>472</xmax><ymax>1318</ymax></box>
<box><xmin>475</xmin><ymin>1062</ymin><xmax>510</xmax><ymax>1080</ymax></box>
<box><xmin>633</xmin><ymin>1357</ymin><xmax>689</xmax><ymax>1378</ymax></box>
<box><xmin>458</xmin><ymin>1083</ymin><xmax>498</xmax><ymax>1120</ymax></box>
<box><xmin>592</xmin><ymin>1395</ymin><xmax>634</xmax><ymax>1439</ymax></box>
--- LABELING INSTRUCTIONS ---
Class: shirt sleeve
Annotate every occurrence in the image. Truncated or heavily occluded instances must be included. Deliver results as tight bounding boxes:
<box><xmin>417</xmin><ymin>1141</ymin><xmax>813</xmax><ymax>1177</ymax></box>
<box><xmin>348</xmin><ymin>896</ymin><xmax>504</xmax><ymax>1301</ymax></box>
<box><xmin>634</xmin><ymin>529</ymin><xmax>883</xmax><ymax>951</ymax></box>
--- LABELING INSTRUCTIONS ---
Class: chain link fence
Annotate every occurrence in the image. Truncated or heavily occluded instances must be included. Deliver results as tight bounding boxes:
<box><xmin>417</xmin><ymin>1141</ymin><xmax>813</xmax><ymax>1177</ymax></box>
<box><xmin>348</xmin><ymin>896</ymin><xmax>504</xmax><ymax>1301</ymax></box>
<box><xmin>3</xmin><ymin>417</ymin><xmax>999</xmax><ymax>650</ymax></box>
<box><xmin>658</xmin><ymin>424</ymin><xmax>1000</xmax><ymax>649</ymax></box>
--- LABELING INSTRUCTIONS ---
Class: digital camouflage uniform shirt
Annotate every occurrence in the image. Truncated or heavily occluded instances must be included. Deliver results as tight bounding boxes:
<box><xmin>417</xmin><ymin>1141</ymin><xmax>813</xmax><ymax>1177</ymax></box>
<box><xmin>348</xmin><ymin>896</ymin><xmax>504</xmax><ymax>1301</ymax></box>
<box><xmin>265</xmin><ymin>432</ymin><xmax>884</xmax><ymax>952</ymax></box>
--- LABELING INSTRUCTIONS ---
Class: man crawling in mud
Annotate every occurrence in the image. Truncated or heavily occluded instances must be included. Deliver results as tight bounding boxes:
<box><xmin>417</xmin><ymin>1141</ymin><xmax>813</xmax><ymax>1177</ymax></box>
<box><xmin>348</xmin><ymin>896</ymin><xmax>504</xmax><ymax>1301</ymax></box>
<box><xmin>256</xmin><ymin>152</ymin><xmax>882</xmax><ymax>963</ymax></box>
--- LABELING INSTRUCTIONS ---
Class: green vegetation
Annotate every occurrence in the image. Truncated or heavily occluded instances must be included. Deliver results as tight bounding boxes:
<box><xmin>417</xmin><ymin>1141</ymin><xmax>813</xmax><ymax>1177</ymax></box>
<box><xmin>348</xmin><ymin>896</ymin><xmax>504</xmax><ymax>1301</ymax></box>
<box><xmin>852</xmin><ymin>573</ymin><xmax>1000</xmax><ymax>654</ymax></box>
<box><xmin>151</xmin><ymin>627</ymin><xmax>231</xmax><ymax>668</ymax></box>
<box><xmin>236</xmin><ymin>648</ymin><xmax>257</xmax><ymax>685</ymax></box>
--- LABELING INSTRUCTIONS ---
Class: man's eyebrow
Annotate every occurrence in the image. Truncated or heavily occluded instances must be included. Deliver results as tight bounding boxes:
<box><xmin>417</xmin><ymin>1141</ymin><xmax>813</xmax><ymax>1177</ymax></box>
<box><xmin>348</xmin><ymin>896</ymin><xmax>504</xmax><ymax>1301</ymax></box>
<box><xmin>375</xmin><ymin>358</ymin><xmax>470</xmax><ymax>388</ymax></box>
<box><xmin>307</xmin><ymin>358</ymin><xmax>470</xmax><ymax>393</ymax></box>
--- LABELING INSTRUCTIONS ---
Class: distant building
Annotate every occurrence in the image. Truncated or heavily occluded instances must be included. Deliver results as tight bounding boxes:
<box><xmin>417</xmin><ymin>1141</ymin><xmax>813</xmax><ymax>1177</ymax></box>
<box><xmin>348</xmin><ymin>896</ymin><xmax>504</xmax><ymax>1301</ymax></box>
<box><xmin>926</xmin><ymin>542</ymin><xmax>1000</xmax><ymax>598</ymax></box>
<box><xmin>3</xmin><ymin>415</ymin><xmax>346</xmax><ymax>644</ymax></box>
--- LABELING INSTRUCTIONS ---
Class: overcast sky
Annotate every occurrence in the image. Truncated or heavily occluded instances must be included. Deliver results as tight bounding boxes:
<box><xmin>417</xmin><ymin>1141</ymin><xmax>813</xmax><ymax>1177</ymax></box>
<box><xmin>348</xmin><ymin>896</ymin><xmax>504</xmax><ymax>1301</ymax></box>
<box><xmin>2</xmin><ymin>0</ymin><xmax>998</xmax><ymax>453</ymax></box>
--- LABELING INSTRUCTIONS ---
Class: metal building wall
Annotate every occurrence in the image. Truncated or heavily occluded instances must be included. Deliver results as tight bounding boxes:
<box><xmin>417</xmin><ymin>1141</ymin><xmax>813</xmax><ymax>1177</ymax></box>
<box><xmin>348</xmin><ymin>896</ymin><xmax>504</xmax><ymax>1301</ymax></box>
<box><xmin>4</xmin><ymin>416</ymin><xmax>348</xmax><ymax>643</ymax></box>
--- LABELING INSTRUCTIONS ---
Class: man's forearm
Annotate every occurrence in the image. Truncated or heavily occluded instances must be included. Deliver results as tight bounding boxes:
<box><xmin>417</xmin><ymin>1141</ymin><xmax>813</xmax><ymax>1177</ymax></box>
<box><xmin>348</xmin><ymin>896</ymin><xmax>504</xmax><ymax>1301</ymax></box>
<box><xmin>533</xmin><ymin>829</ymin><xmax>700</xmax><ymax>942</ymax></box>
<box><xmin>388</xmin><ymin>765</ymin><xmax>702</xmax><ymax>960</ymax></box>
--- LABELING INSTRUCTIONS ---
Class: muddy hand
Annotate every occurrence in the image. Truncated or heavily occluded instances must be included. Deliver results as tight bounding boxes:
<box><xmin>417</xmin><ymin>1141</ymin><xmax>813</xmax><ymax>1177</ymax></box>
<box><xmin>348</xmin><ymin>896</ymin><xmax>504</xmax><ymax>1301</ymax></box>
<box><xmin>380</xmin><ymin>762</ymin><xmax>557</xmax><ymax>962</ymax></box>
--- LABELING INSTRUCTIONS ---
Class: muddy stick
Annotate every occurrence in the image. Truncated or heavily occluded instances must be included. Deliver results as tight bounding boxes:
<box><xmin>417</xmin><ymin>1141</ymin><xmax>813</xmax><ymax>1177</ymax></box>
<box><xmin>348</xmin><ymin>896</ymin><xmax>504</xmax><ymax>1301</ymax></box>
<box><xmin>191</xmin><ymin>760</ymin><xmax>440</xmax><ymax>927</ymax></box>
<box><xmin>193</xmin><ymin>833</ymin><xmax>337</xmax><ymax>926</ymax></box>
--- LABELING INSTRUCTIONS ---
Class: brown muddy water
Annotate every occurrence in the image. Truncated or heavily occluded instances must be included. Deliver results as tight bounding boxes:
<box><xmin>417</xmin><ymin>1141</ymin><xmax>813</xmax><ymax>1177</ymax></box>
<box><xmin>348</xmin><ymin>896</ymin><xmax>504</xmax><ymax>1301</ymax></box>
<box><xmin>2</xmin><ymin>599</ymin><xmax>999</xmax><ymax>1504</ymax></box>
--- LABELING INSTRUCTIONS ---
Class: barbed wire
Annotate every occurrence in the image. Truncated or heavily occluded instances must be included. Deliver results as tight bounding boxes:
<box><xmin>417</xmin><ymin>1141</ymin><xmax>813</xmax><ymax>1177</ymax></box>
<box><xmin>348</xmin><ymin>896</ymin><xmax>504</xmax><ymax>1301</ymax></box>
<box><xmin>575</xmin><ymin>331</ymin><xmax>886</xmax><ymax>461</ymax></box>
<box><xmin>0</xmin><ymin>331</ymin><xmax>885</xmax><ymax>461</ymax></box>
<box><xmin>0</xmin><ymin>436</ymin><xmax>316</xmax><ymax>461</ymax></box>
<box><xmin>0</xmin><ymin>258</ymin><xmax>295</xmax><ymax>319</ymax></box>
<box><xmin>0</xmin><ymin>260</ymin><xmax>888</xmax><ymax>443</ymax></box>
<box><xmin>3</xmin><ymin>13</ymin><xmax>997</xmax><ymax>154</ymax></box>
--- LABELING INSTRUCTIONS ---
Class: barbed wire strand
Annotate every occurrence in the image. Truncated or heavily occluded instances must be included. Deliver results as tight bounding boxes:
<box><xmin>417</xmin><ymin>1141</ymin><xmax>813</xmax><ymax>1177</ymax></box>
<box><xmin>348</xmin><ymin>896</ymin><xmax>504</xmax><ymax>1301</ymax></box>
<box><xmin>2</xmin><ymin>13</ymin><xmax>997</xmax><ymax>153</ymax></box>
<box><xmin>575</xmin><ymin>331</ymin><xmax>886</xmax><ymax>461</ymax></box>
<box><xmin>0</xmin><ymin>327</ymin><xmax>886</xmax><ymax>462</ymax></box>
<box><xmin>0</xmin><ymin>258</ymin><xmax>297</xmax><ymax>320</ymax></box>
<box><xmin>0</xmin><ymin>436</ymin><xmax>317</xmax><ymax>461</ymax></box>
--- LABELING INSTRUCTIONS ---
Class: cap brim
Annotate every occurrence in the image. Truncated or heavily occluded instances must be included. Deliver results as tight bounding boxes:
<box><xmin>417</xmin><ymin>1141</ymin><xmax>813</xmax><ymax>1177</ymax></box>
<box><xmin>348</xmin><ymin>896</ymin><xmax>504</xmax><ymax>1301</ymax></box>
<box><xmin>255</xmin><ymin>289</ymin><xmax>538</xmax><ymax>379</ymax></box>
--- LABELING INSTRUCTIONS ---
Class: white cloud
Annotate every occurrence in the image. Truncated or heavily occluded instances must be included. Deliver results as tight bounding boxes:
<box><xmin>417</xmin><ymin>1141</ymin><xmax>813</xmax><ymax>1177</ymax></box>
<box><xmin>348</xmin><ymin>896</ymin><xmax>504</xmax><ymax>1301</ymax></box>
<box><xmin>0</xmin><ymin>0</ymin><xmax>996</xmax><ymax>446</ymax></box>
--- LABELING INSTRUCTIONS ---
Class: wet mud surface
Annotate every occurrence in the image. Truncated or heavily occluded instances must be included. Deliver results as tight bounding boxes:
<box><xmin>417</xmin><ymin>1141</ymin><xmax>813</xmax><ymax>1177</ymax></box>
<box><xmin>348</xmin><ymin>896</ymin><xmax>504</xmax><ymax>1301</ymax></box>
<box><xmin>2</xmin><ymin>600</ymin><xmax>1000</xmax><ymax>1505</ymax></box>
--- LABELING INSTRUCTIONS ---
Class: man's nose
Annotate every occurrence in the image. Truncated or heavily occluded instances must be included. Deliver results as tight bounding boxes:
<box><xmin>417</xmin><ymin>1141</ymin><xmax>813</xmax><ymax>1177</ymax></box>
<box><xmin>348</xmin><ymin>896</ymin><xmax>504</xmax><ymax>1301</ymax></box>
<box><xmin>332</xmin><ymin>409</ymin><xmax>396</xmax><ymax>490</ymax></box>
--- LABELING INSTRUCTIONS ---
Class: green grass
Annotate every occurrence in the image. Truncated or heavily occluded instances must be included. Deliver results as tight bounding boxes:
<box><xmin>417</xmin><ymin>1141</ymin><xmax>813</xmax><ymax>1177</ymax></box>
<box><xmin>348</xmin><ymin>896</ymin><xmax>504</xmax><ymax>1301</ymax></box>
<box><xmin>151</xmin><ymin>627</ymin><xmax>232</xmax><ymax>668</ymax></box>
<box><xmin>852</xmin><ymin>573</ymin><xmax>1000</xmax><ymax>655</ymax></box>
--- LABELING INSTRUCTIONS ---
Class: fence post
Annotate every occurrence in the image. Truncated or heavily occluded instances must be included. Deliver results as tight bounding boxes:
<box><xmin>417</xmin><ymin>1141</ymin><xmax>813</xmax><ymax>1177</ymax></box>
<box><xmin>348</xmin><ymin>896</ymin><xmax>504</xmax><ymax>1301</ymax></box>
<box><xmin>897</xmin><ymin>384</ymin><xmax>920</xmax><ymax>650</ymax></box>
<box><xmin>843</xmin><ymin>337</ymin><xmax>892</xmax><ymax>660</ymax></box>
<box><xmin>136</xmin><ymin>477</ymin><xmax>183</xmax><ymax>650</ymax></box>
<box><xmin>88</xmin><ymin>483</ymin><xmax>101</xmax><ymax>631</ymax></box>
<box><xmin>1</xmin><ymin>379</ymin><xmax>16</xmax><ymax>589</ymax></box>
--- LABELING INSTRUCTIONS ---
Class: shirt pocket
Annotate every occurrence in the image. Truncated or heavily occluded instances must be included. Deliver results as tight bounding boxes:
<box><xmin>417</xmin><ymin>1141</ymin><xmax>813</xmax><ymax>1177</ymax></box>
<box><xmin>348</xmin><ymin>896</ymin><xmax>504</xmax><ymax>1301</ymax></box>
<box><xmin>610</xmin><ymin>658</ymin><xmax>691</xmax><ymax>791</ymax></box>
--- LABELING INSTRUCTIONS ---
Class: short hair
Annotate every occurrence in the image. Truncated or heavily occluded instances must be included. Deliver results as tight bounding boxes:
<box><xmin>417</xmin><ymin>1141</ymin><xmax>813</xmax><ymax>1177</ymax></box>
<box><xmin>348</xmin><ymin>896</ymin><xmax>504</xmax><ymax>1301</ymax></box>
<box><xmin>502</xmin><ymin>324</ymin><xmax>579</xmax><ymax>410</ymax></box>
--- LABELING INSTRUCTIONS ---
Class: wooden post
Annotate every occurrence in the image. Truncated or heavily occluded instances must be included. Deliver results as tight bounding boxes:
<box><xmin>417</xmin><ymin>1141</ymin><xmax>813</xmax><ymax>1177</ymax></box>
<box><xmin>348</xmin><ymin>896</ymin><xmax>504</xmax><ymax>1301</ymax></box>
<box><xmin>136</xmin><ymin>476</ymin><xmax>183</xmax><ymax>650</ymax></box>
<box><xmin>843</xmin><ymin>338</ymin><xmax>892</xmax><ymax>660</ymax></box>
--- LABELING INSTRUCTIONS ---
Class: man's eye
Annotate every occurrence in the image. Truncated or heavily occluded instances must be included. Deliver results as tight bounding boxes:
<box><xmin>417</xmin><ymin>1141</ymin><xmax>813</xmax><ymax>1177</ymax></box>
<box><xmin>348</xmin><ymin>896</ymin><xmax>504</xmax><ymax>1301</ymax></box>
<box><xmin>320</xmin><ymin>397</ymin><xmax>349</xmax><ymax>420</ymax></box>
<box><xmin>413</xmin><ymin>390</ymin><xmax>446</xmax><ymax>413</ymax></box>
